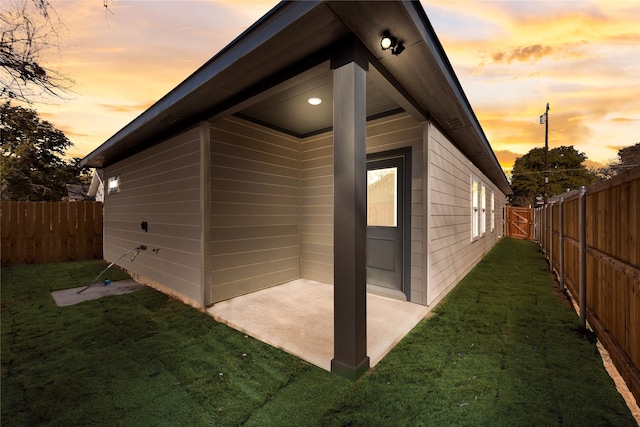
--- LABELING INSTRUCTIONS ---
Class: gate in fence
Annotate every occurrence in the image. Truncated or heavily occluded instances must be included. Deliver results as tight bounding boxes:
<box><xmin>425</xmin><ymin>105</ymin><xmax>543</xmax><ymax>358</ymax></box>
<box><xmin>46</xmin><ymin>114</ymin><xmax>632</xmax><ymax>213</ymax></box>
<box><xmin>505</xmin><ymin>206</ymin><xmax>534</xmax><ymax>241</ymax></box>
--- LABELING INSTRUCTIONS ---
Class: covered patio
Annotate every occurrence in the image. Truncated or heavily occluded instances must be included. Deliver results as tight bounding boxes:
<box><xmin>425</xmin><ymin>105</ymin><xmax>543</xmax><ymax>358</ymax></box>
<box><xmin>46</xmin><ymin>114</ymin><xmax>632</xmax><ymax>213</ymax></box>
<box><xmin>208</xmin><ymin>279</ymin><xmax>430</xmax><ymax>371</ymax></box>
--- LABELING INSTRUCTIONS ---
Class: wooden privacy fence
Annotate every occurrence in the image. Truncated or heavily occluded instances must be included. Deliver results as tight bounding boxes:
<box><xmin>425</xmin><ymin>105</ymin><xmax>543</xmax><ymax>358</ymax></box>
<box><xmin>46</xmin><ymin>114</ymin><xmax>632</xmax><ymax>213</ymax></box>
<box><xmin>1</xmin><ymin>201</ymin><xmax>103</xmax><ymax>265</ymax></box>
<box><xmin>536</xmin><ymin>167</ymin><xmax>640</xmax><ymax>405</ymax></box>
<box><xmin>505</xmin><ymin>206</ymin><xmax>534</xmax><ymax>240</ymax></box>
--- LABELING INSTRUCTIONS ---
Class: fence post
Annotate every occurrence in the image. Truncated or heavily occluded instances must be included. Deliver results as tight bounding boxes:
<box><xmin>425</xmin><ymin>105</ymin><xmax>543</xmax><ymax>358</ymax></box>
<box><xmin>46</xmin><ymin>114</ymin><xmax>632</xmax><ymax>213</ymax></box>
<box><xmin>558</xmin><ymin>196</ymin><xmax>564</xmax><ymax>291</ymax></box>
<box><xmin>543</xmin><ymin>205</ymin><xmax>547</xmax><ymax>250</ymax></box>
<box><xmin>537</xmin><ymin>208</ymin><xmax>541</xmax><ymax>243</ymax></box>
<box><xmin>549</xmin><ymin>201</ymin><xmax>553</xmax><ymax>271</ymax></box>
<box><xmin>578</xmin><ymin>186</ymin><xmax>587</xmax><ymax>330</ymax></box>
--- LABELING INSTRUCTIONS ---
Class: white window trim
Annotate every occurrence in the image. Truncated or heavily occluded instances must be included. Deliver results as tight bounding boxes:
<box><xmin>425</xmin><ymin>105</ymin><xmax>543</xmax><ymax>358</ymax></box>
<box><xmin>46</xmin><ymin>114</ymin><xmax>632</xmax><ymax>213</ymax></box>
<box><xmin>471</xmin><ymin>176</ymin><xmax>479</xmax><ymax>241</ymax></box>
<box><xmin>480</xmin><ymin>184</ymin><xmax>486</xmax><ymax>235</ymax></box>
<box><xmin>491</xmin><ymin>191</ymin><xmax>495</xmax><ymax>232</ymax></box>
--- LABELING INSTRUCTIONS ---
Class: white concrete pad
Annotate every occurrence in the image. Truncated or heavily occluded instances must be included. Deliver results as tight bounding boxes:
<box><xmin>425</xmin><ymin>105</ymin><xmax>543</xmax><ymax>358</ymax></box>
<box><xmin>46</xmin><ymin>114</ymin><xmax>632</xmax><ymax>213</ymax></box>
<box><xmin>51</xmin><ymin>279</ymin><xmax>146</xmax><ymax>307</ymax></box>
<box><xmin>207</xmin><ymin>279</ymin><xmax>430</xmax><ymax>371</ymax></box>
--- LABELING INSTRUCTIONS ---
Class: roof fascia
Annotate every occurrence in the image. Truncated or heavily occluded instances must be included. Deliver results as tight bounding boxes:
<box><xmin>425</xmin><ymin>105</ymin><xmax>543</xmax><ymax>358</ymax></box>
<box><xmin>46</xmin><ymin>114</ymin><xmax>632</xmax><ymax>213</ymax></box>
<box><xmin>81</xmin><ymin>1</ymin><xmax>323</xmax><ymax>167</ymax></box>
<box><xmin>403</xmin><ymin>1</ymin><xmax>511</xmax><ymax>195</ymax></box>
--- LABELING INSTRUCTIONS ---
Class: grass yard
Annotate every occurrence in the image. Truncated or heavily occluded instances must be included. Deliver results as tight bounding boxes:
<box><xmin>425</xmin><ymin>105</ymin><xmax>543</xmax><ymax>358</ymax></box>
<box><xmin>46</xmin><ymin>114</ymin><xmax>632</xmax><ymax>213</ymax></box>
<box><xmin>2</xmin><ymin>238</ymin><xmax>636</xmax><ymax>426</ymax></box>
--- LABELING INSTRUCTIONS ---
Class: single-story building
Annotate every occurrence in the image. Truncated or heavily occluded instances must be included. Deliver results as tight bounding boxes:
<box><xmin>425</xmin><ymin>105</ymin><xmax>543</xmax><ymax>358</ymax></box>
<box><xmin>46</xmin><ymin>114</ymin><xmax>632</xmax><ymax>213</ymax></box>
<box><xmin>81</xmin><ymin>1</ymin><xmax>512</xmax><ymax>379</ymax></box>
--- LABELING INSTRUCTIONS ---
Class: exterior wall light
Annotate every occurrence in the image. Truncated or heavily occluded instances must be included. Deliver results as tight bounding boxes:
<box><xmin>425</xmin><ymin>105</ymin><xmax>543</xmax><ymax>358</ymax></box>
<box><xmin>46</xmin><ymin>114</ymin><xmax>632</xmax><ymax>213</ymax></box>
<box><xmin>380</xmin><ymin>32</ymin><xmax>405</xmax><ymax>56</ymax></box>
<box><xmin>308</xmin><ymin>97</ymin><xmax>322</xmax><ymax>105</ymax></box>
<box><xmin>107</xmin><ymin>174</ymin><xmax>120</xmax><ymax>194</ymax></box>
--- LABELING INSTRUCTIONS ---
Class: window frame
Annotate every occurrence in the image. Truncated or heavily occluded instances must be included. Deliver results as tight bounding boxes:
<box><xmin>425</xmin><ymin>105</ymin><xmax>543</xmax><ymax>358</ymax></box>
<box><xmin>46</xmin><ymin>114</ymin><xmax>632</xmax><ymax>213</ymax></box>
<box><xmin>480</xmin><ymin>184</ymin><xmax>487</xmax><ymax>235</ymax></box>
<box><xmin>491</xmin><ymin>191</ymin><xmax>495</xmax><ymax>232</ymax></box>
<box><xmin>471</xmin><ymin>176</ymin><xmax>480</xmax><ymax>241</ymax></box>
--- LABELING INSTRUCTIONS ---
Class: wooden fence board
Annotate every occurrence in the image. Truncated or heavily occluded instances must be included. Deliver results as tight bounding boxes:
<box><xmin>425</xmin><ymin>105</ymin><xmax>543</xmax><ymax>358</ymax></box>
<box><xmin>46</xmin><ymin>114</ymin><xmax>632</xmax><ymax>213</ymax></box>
<box><xmin>25</xmin><ymin>203</ymin><xmax>36</xmax><ymax>264</ymax></box>
<box><xmin>68</xmin><ymin>202</ymin><xmax>77</xmax><ymax>261</ymax></box>
<box><xmin>76</xmin><ymin>202</ymin><xmax>86</xmax><ymax>260</ymax></box>
<box><xmin>34</xmin><ymin>202</ymin><xmax>44</xmax><ymax>264</ymax></box>
<box><xmin>0</xmin><ymin>201</ymin><xmax>103</xmax><ymax>265</ymax></box>
<box><xmin>16</xmin><ymin>202</ymin><xmax>26</xmax><ymax>263</ymax></box>
<box><xmin>42</xmin><ymin>202</ymin><xmax>51</xmax><ymax>263</ymax></box>
<box><xmin>8</xmin><ymin>202</ymin><xmax>18</xmax><ymax>263</ymax></box>
<box><xmin>1</xmin><ymin>202</ymin><xmax>10</xmax><ymax>264</ymax></box>
<box><xmin>59</xmin><ymin>202</ymin><xmax>69</xmax><ymax>262</ymax></box>
<box><xmin>51</xmin><ymin>204</ymin><xmax>60</xmax><ymax>261</ymax></box>
<box><xmin>537</xmin><ymin>168</ymin><xmax>640</xmax><ymax>405</ymax></box>
<box><xmin>84</xmin><ymin>202</ymin><xmax>94</xmax><ymax>259</ymax></box>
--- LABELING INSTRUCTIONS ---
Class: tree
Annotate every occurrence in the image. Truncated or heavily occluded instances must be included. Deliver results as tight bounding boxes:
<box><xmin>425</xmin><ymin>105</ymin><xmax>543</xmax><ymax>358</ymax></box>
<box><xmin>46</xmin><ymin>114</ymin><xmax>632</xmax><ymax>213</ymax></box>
<box><xmin>510</xmin><ymin>146</ymin><xmax>596</xmax><ymax>207</ymax></box>
<box><xmin>593</xmin><ymin>142</ymin><xmax>640</xmax><ymax>181</ymax></box>
<box><xmin>1</xmin><ymin>102</ymin><xmax>88</xmax><ymax>201</ymax></box>
<box><xmin>617</xmin><ymin>142</ymin><xmax>640</xmax><ymax>169</ymax></box>
<box><xmin>1</xmin><ymin>0</ymin><xmax>72</xmax><ymax>103</ymax></box>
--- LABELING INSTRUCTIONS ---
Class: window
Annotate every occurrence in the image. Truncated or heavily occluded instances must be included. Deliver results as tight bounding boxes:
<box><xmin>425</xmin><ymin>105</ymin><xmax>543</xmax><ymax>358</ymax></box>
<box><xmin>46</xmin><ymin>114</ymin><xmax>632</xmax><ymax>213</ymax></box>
<box><xmin>481</xmin><ymin>185</ymin><xmax>486</xmax><ymax>235</ymax></box>
<box><xmin>367</xmin><ymin>167</ymin><xmax>397</xmax><ymax>227</ymax></box>
<box><xmin>471</xmin><ymin>177</ymin><xmax>479</xmax><ymax>239</ymax></box>
<box><xmin>491</xmin><ymin>192</ymin><xmax>495</xmax><ymax>232</ymax></box>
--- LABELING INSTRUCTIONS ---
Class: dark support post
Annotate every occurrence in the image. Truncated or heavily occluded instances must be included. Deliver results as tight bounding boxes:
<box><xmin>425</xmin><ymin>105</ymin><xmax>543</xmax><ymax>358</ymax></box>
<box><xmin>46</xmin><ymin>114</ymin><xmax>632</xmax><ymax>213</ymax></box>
<box><xmin>558</xmin><ymin>197</ymin><xmax>564</xmax><ymax>291</ymax></box>
<box><xmin>578</xmin><ymin>186</ymin><xmax>587</xmax><ymax>329</ymax></box>
<box><xmin>331</xmin><ymin>51</ymin><xmax>370</xmax><ymax>380</ymax></box>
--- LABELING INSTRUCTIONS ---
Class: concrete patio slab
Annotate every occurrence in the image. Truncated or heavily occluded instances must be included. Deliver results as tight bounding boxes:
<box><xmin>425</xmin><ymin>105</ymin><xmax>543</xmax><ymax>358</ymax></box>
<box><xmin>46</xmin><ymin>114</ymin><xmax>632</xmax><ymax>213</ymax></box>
<box><xmin>207</xmin><ymin>279</ymin><xmax>431</xmax><ymax>371</ymax></box>
<box><xmin>51</xmin><ymin>279</ymin><xmax>146</xmax><ymax>307</ymax></box>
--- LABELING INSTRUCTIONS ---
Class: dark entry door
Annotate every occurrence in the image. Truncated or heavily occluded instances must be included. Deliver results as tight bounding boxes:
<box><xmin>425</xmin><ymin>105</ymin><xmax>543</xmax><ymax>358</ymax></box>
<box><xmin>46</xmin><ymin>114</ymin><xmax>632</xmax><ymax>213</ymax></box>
<box><xmin>366</xmin><ymin>153</ymin><xmax>408</xmax><ymax>296</ymax></box>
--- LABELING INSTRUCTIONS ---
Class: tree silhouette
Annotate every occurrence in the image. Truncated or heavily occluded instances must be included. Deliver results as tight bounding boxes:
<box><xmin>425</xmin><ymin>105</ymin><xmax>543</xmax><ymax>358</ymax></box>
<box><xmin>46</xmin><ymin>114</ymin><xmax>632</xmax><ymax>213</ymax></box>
<box><xmin>1</xmin><ymin>0</ymin><xmax>73</xmax><ymax>103</ymax></box>
<box><xmin>1</xmin><ymin>102</ymin><xmax>88</xmax><ymax>200</ymax></box>
<box><xmin>510</xmin><ymin>146</ymin><xmax>596</xmax><ymax>207</ymax></box>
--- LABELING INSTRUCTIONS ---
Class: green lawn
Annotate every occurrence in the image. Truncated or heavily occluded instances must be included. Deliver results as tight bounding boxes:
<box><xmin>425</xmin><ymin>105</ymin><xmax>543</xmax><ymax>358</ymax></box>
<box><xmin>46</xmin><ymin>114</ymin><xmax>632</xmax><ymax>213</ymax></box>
<box><xmin>2</xmin><ymin>239</ymin><xmax>635</xmax><ymax>426</ymax></box>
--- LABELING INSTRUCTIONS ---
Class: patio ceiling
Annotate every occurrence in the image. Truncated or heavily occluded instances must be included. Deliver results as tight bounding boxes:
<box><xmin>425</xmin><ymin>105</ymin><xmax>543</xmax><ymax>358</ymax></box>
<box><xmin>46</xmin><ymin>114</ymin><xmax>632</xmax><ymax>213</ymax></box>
<box><xmin>235</xmin><ymin>63</ymin><xmax>403</xmax><ymax>138</ymax></box>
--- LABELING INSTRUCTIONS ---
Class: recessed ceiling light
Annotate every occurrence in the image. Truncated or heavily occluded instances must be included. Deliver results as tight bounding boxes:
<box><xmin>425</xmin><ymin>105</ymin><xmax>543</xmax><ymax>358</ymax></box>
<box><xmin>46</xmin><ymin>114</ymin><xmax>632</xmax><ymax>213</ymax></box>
<box><xmin>308</xmin><ymin>97</ymin><xmax>322</xmax><ymax>106</ymax></box>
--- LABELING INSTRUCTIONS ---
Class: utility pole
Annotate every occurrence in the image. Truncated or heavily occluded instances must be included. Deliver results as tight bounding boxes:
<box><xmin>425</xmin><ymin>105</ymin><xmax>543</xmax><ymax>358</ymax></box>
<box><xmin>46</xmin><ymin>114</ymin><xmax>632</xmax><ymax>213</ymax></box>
<box><xmin>540</xmin><ymin>103</ymin><xmax>550</xmax><ymax>204</ymax></box>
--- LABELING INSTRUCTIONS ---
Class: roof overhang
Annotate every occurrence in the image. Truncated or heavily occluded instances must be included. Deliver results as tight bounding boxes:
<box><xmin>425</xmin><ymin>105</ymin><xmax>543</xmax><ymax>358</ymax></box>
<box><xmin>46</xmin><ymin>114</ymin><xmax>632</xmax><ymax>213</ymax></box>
<box><xmin>81</xmin><ymin>0</ymin><xmax>511</xmax><ymax>195</ymax></box>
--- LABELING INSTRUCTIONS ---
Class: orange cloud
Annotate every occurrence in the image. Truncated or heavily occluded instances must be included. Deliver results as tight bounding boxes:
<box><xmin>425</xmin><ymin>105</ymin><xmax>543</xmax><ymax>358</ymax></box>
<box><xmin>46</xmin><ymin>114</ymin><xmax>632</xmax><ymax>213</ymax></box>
<box><xmin>610</xmin><ymin>117</ymin><xmax>637</xmax><ymax>123</ymax></box>
<box><xmin>490</xmin><ymin>44</ymin><xmax>553</xmax><ymax>64</ymax></box>
<box><xmin>493</xmin><ymin>149</ymin><xmax>523</xmax><ymax>169</ymax></box>
<box><xmin>97</xmin><ymin>102</ymin><xmax>155</xmax><ymax>114</ymax></box>
<box><xmin>584</xmin><ymin>159</ymin><xmax>605</xmax><ymax>169</ymax></box>
<box><xmin>606</xmin><ymin>145</ymin><xmax>629</xmax><ymax>153</ymax></box>
<box><xmin>57</xmin><ymin>126</ymin><xmax>89</xmax><ymax>139</ymax></box>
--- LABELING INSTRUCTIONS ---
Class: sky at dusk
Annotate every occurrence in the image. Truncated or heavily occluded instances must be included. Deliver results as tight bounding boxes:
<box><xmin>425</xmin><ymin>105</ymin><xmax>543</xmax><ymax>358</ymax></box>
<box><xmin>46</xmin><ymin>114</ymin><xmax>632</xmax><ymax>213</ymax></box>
<box><xmin>11</xmin><ymin>0</ymin><xmax>640</xmax><ymax>174</ymax></box>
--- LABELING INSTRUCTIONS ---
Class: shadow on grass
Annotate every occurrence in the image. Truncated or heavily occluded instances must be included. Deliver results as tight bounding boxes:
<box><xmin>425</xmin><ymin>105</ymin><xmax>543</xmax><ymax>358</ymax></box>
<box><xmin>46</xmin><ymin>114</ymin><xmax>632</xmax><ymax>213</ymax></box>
<box><xmin>2</xmin><ymin>239</ymin><xmax>636</xmax><ymax>426</ymax></box>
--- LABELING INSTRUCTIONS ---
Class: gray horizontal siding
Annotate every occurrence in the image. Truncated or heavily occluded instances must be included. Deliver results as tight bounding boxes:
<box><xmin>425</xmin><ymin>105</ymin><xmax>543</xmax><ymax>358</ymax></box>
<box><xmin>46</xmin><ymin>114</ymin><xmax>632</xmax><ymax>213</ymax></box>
<box><xmin>300</xmin><ymin>132</ymin><xmax>333</xmax><ymax>284</ymax></box>
<box><xmin>427</xmin><ymin>123</ymin><xmax>505</xmax><ymax>306</ymax></box>
<box><xmin>104</xmin><ymin>126</ymin><xmax>202</xmax><ymax>304</ymax></box>
<box><xmin>300</xmin><ymin>113</ymin><xmax>426</xmax><ymax>304</ymax></box>
<box><xmin>209</xmin><ymin>118</ymin><xmax>300</xmax><ymax>303</ymax></box>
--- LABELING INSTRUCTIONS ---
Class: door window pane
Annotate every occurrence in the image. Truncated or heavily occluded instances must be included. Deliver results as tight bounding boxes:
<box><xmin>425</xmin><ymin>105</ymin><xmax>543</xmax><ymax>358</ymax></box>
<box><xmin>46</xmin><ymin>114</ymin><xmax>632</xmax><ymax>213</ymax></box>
<box><xmin>368</xmin><ymin>167</ymin><xmax>397</xmax><ymax>227</ymax></box>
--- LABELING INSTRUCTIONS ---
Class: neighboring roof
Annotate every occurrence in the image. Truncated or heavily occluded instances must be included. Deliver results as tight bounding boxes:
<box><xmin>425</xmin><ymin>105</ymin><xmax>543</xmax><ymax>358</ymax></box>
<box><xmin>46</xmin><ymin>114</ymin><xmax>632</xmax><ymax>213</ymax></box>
<box><xmin>81</xmin><ymin>1</ymin><xmax>511</xmax><ymax>195</ymax></box>
<box><xmin>65</xmin><ymin>184</ymin><xmax>94</xmax><ymax>201</ymax></box>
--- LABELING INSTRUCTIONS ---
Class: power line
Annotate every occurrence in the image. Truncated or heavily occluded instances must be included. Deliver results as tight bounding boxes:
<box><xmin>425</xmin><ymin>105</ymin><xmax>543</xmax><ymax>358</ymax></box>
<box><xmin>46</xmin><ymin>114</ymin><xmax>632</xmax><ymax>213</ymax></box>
<box><xmin>512</xmin><ymin>168</ymin><xmax>593</xmax><ymax>176</ymax></box>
